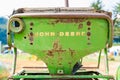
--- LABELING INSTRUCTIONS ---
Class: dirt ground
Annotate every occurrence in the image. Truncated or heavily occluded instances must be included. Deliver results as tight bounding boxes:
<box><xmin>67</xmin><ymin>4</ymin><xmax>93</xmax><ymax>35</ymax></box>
<box><xmin>0</xmin><ymin>54</ymin><xmax>120</xmax><ymax>79</ymax></box>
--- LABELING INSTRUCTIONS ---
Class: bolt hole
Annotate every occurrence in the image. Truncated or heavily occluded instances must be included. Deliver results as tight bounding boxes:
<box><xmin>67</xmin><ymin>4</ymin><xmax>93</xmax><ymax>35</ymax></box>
<box><xmin>30</xmin><ymin>22</ymin><xmax>34</xmax><ymax>26</ymax></box>
<box><xmin>30</xmin><ymin>43</ymin><xmax>33</xmax><ymax>45</ymax></box>
<box><xmin>12</xmin><ymin>21</ymin><xmax>20</xmax><ymax>27</ymax></box>
<box><xmin>87</xmin><ymin>32</ymin><xmax>91</xmax><ymax>36</ymax></box>
<box><xmin>30</xmin><ymin>28</ymin><xmax>33</xmax><ymax>30</ymax></box>
<box><xmin>78</xmin><ymin>24</ymin><xmax>83</xmax><ymax>29</ymax></box>
<box><xmin>88</xmin><ymin>28</ymin><xmax>91</xmax><ymax>30</ymax></box>
<box><xmin>24</xmin><ymin>36</ymin><xmax>27</xmax><ymax>39</ymax></box>
<box><xmin>87</xmin><ymin>21</ymin><xmax>91</xmax><ymax>26</ymax></box>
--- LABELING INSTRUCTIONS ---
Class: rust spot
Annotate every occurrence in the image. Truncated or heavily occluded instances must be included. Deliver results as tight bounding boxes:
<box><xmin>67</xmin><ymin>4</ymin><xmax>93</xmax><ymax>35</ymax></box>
<box><xmin>29</xmin><ymin>37</ymin><xmax>33</xmax><ymax>42</ymax></box>
<box><xmin>87</xmin><ymin>21</ymin><xmax>91</xmax><ymax>26</ymax></box>
<box><xmin>30</xmin><ymin>32</ymin><xmax>33</xmax><ymax>36</ymax></box>
<box><xmin>68</xmin><ymin>62</ymin><xmax>71</xmax><ymax>64</ymax></box>
<box><xmin>79</xmin><ymin>18</ymin><xmax>86</xmax><ymax>22</ymax></box>
<box><xmin>46</xmin><ymin>56</ymin><xmax>49</xmax><ymax>58</ymax></box>
<box><xmin>46</xmin><ymin>40</ymin><xmax>66</xmax><ymax>57</ymax></box>
<box><xmin>74</xmin><ymin>19</ymin><xmax>78</xmax><ymax>23</ymax></box>
<box><xmin>58</xmin><ymin>57</ymin><xmax>63</xmax><ymax>60</ymax></box>
<box><xmin>87</xmin><ymin>43</ymin><xmax>91</xmax><ymax>45</ymax></box>
<box><xmin>51</xmin><ymin>63</ymin><xmax>53</xmax><ymax>64</ymax></box>
<box><xmin>51</xmin><ymin>22</ymin><xmax>55</xmax><ymax>26</ymax></box>
<box><xmin>87</xmin><ymin>32</ymin><xmax>91</xmax><ymax>36</ymax></box>
<box><xmin>49</xmin><ymin>18</ymin><xmax>87</xmax><ymax>25</ymax></box>
<box><xmin>47</xmin><ymin>50</ymin><xmax>54</xmax><ymax>56</ymax></box>
<box><xmin>88</xmin><ymin>38</ymin><xmax>90</xmax><ymax>40</ymax></box>
<box><xmin>58</xmin><ymin>63</ymin><xmax>62</xmax><ymax>65</ymax></box>
<box><xmin>53</xmin><ymin>43</ymin><xmax>58</xmax><ymax>50</ymax></box>
<box><xmin>69</xmin><ymin>48</ymin><xmax>75</xmax><ymax>56</ymax></box>
<box><xmin>54</xmin><ymin>49</ymin><xmax>66</xmax><ymax>54</ymax></box>
<box><xmin>55</xmin><ymin>19</ymin><xmax>59</xmax><ymax>23</ymax></box>
<box><xmin>53</xmin><ymin>39</ymin><xmax>60</xmax><ymax>50</ymax></box>
<box><xmin>78</xmin><ymin>24</ymin><xmax>83</xmax><ymax>29</ymax></box>
<box><xmin>30</xmin><ymin>22</ymin><xmax>34</xmax><ymax>26</ymax></box>
<box><xmin>28</xmin><ymin>32</ymin><xmax>34</xmax><ymax>44</ymax></box>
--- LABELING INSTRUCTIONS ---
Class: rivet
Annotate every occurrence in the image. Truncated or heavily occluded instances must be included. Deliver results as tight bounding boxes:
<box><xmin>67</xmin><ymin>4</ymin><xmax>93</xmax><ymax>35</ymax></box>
<box><xmin>78</xmin><ymin>24</ymin><xmax>83</xmax><ymax>29</ymax></box>
<box><xmin>87</xmin><ymin>21</ymin><xmax>91</xmax><ymax>26</ymax></box>
<box><xmin>30</xmin><ymin>32</ymin><xmax>33</xmax><ymax>36</ymax></box>
<box><xmin>30</xmin><ymin>22</ymin><xmax>34</xmax><ymax>26</ymax></box>
<box><xmin>87</xmin><ymin>32</ymin><xmax>91</xmax><ymax>36</ymax></box>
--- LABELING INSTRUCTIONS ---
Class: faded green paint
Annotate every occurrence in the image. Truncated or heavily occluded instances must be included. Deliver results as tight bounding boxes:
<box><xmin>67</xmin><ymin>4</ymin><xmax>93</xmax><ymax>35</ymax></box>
<box><xmin>8</xmin><ymin>17</ymin><xmax>110</xmax><ymax>74</ymax></box>
<box><xmin>12</xmin><ymin>75</ymin><xmax>114</xmax><ymax>79</ymax></box>
<box><xmin>6</xmin><ymin>7</ymin><xmax>115</xmax><ymax>80</ymax></box>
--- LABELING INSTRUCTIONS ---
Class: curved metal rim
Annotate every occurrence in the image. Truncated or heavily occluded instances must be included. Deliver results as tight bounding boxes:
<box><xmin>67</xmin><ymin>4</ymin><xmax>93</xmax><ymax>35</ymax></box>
<box><xmin>10</xmin><ymin>13</ymin><xmax>113</xmax><ymax>47</ymax></box>
<box><xmin>9</xmin><ymin>18</ymin><xmax>24</xmax><ymax>33</ymax></box>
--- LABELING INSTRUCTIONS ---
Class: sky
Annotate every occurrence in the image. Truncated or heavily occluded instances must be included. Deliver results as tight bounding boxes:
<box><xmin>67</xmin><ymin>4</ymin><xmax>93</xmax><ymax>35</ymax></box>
<box><xmin>0</xmin><ymin>0</ymin><xmax>120</xmax><ymax>16</ymax></box>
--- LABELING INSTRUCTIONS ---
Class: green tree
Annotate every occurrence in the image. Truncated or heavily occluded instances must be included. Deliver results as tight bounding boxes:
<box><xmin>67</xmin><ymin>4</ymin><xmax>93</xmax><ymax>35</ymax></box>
<box><xmin>90</xmin><ymin>0</ymin><xmax>104</xmax><ymax>10</ymax></box>
<box><xmin>113</xmin><ymin>3</ymin><xmax>120</xmax><ymax>16</ymax></box>
<box><xmin>113</xmin><ymin>3</ymin><xmax>120</xmax><ymax>36</ymax></box>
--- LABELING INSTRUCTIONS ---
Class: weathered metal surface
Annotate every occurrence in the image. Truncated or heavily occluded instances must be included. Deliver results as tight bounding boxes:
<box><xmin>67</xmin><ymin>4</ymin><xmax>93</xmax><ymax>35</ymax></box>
<box><xmin>12</xmin><ymin>75</ymin><xmax>114</xmax><ymax>80</ymax></box>
<box><xmin>13</xmin><ymin>7</ymin><xmax>95</xmax><ymax>14</ymax></box>
<box><xmin>7</xmin><ymin>8</ymin><xmax>113</xmax><ymax>77</ymax></box>
<box><xmin>65</xmin><ymin>0</ymin><xmax>69</xmax><ymax>7</ymax></box>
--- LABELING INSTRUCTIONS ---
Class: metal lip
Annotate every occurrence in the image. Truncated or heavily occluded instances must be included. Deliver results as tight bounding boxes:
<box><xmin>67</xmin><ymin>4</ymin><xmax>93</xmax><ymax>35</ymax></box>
<box><xmin>10</xmin><ymin>12</ymin><xmax>113</xmax><ymax>48</ymax></box>
<box><xmin>11</xmin><ymin>13</ymin><xmax>111</xmax><ymax>19</ymax></box>
<box><xmin>14</xmin><ymin>7</ymin><xmax>95</xmax><ymax>14</ymax></box>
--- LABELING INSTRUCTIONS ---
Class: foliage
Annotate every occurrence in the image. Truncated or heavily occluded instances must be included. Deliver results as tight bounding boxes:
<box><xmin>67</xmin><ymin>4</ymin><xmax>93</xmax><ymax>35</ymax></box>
<box><xmin>114</xmin><ymin>19</ymin><xmax>120</xmax><ymax>27</ymax></box>
<box><xmin>113</xmin><ymin>3</ymin><xmax>120</xmax><ymax>16</ymax></box>
<box><xmin>0</xmin><ymin>17</ymin><xmax>7</xmax><ymax>44</ymax></box>
<box><xmin>90</xmin><ymin>0</ymin><xmax>104</xmax><ymax>10</ymax></box>
<box><xmin>0</xmin><ymin>28</ymin><xmax>7</xmax><ymax>44</ymax></box>
<box><xmin>0</xmin><ymin>17</ymin><xmax>7</xmax><ymax>25</ymax></box>
<box><xmin>114</xmin><ymin>27</ymin><xmax>120</xmax><ymax>36</ymax></box>
<box><xmin>113</xmin><ymin>3</ymin><xmax>120</xmax><ymax>37</ymax></box>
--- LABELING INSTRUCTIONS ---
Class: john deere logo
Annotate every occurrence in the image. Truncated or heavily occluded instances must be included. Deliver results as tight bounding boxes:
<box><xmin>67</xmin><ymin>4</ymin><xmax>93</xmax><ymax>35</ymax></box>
<box><xmin>35</xmin><ymin>32</ymin><xmax>85</xmax><ymax>37</ymax></box>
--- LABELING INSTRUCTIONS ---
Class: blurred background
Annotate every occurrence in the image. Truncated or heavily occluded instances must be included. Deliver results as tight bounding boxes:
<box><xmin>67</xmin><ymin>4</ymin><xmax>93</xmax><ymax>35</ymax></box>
<box><xmin>0</xmin><ymin>0</ymin><xmax>120</xmax><ymax>79</ymax></box>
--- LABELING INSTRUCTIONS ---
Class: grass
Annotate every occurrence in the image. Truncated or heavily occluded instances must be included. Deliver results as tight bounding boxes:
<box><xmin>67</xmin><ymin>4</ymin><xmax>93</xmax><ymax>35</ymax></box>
<box><xmin>113</xmin><ymin>43</ymin><xmax>120</xmax><ymax>46</ymax></box>
<box><xmin>0</xmin><ymin>53</ymin><xmax>31</xmax><ymax>60</ymax></box>
<box><xmin>1</xmin><ymin>52</ymin><xmax>120</xmax><ymax>62</ymax></box>
<box><xmin>0</xmin><ymin>52</ymin><xmax>120</xmax><ymax>80</ymax></box>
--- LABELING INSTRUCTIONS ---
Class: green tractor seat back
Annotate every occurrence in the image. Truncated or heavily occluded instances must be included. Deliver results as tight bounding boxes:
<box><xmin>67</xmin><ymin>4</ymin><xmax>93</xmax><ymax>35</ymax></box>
<box><xmin>7</xmin><ymin>7</ymin><xmax>113</xmax><ymax>75</ymax></box>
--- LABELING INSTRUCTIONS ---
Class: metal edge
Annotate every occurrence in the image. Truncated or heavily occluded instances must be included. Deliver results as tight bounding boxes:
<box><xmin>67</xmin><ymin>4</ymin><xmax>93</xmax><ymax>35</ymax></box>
<box><xmin>9</xmin><ymin>13</ymin><xmax>113</xmax><ymax>48</ymax></box>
